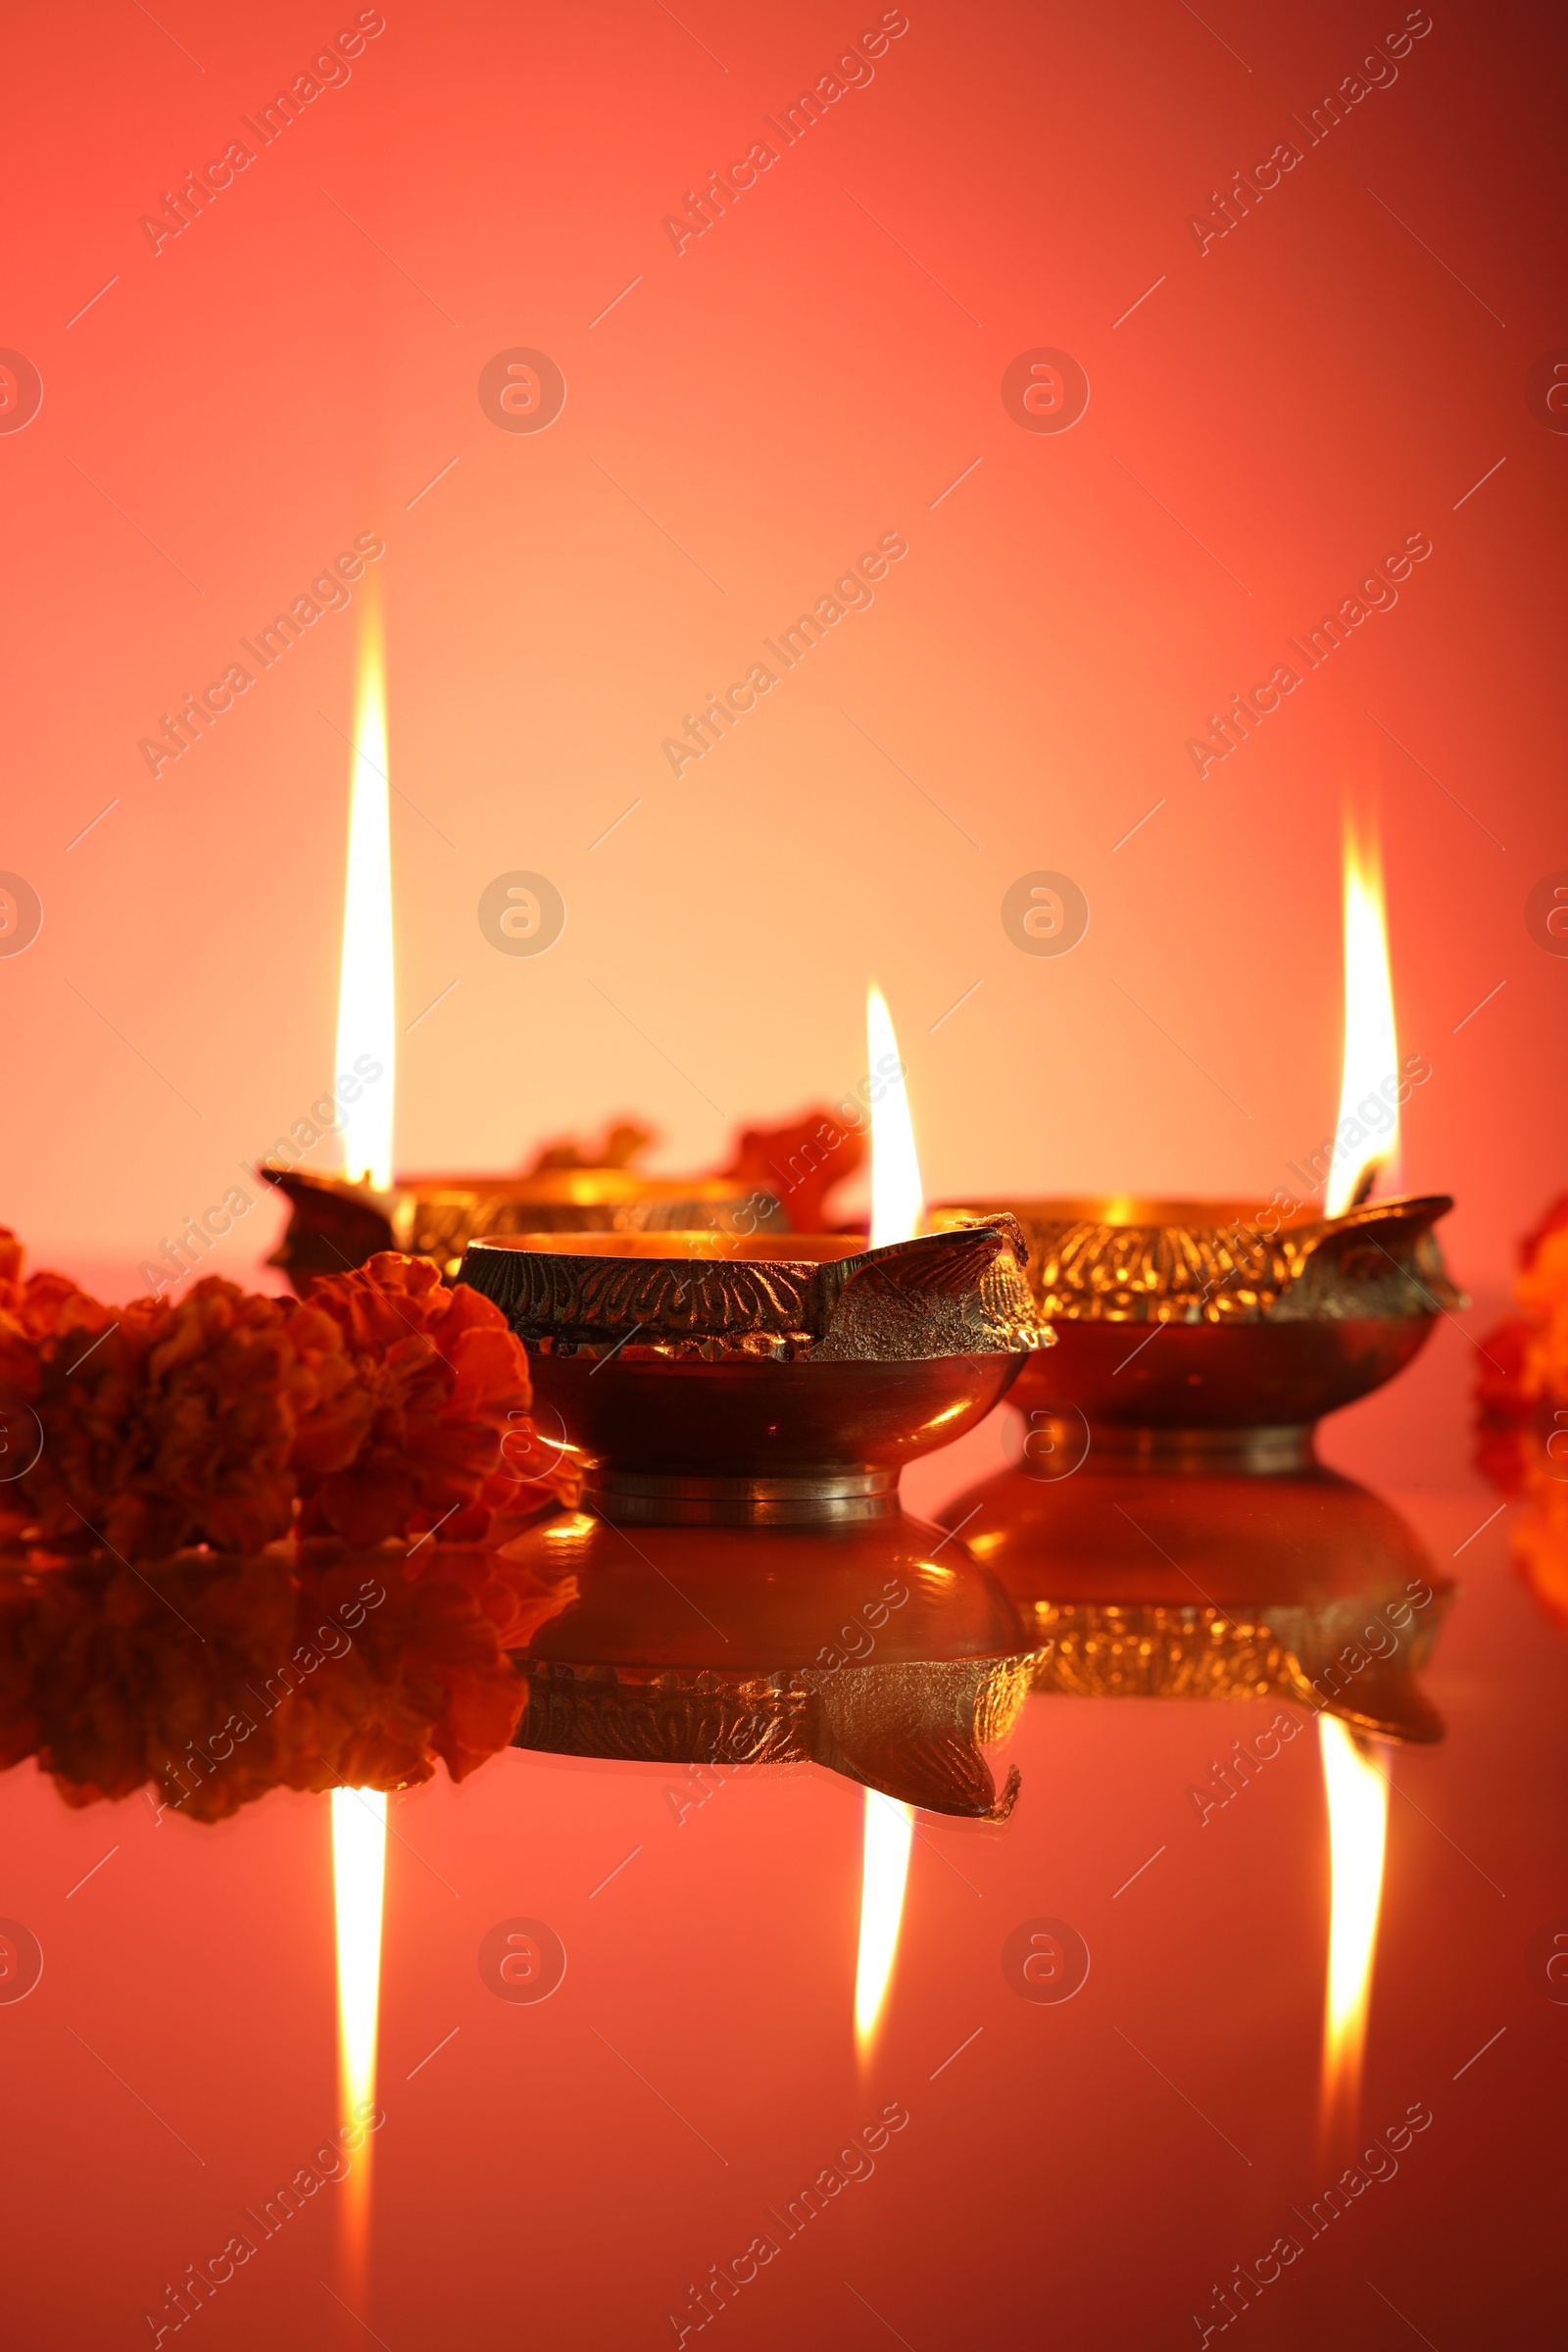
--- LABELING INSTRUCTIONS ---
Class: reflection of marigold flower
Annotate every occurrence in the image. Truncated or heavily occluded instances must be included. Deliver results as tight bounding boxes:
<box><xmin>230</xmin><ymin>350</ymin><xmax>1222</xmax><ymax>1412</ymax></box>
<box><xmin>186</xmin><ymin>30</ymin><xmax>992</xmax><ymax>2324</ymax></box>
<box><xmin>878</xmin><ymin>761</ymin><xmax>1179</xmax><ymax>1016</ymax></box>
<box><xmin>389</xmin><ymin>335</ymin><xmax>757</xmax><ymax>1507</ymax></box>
<box><xmin>4</xmin><ymin>1551</ymin><xmax>301</xmax><ymax>1818</ymax></box>
<box><xmin>281</xmin><ymin>1544</ymin><xmax>575</xmax><ymax>1791</ymax></box>
<box><xmin>291</xmin><ymin>1254</ymin><xmax>540</xmax><ymax>1545</ymax></box>
<box><xmin>0</xmin><ymin>1574</ymin><xmax>40</xmax><ymax>1774</ymax></box>
<box><xmin>0</xmin><ymin>1540</ymin><xmax>576</xmax><ymax>1817</ymax></box>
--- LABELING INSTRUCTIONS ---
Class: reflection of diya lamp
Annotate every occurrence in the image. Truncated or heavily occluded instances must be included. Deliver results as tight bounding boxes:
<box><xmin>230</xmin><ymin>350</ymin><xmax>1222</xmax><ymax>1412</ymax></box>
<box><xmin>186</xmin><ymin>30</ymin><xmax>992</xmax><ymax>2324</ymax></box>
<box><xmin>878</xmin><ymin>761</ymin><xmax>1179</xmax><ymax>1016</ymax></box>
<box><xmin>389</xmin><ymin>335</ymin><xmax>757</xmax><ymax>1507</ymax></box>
<box><xmin>935</xmin><ymin>819</ymin><xmax>1461</xmax><ymax>1467</ymax></box>
<box><xmin>265</xmin><ymin>1164</ymin><xmax>782</xmax><ymax>1294</ymax></box>
<box><xmin>938</xmin><ymin>1459</ymin><xmax>1452</xmax><ymax>1743</ymax></box>
<box><xmin>505</xmin><ymin>1510</ymin><xmax>1041</xmax><ymax>1817</ymax></box>
<box><xmin>927</xmin><ymin>1191</ymin><xmax>1461</xmax><ymax>1469</ymax></box>
<box><xmin>460</xmin><ymin>1218</ymin><xmax>1050</xmax><ymax>1525</ymax></box>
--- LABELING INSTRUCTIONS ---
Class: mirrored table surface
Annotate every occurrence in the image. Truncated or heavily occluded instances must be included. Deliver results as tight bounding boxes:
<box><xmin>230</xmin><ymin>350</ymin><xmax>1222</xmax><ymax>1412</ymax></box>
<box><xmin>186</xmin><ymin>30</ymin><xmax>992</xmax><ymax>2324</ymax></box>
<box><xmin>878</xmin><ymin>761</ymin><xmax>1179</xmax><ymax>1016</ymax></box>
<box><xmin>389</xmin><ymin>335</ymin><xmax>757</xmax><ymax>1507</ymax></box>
<box><xmin>2</xmin><ymin>1306</ymin><xmax>1559</xmax><ymax>2351</ymax></box>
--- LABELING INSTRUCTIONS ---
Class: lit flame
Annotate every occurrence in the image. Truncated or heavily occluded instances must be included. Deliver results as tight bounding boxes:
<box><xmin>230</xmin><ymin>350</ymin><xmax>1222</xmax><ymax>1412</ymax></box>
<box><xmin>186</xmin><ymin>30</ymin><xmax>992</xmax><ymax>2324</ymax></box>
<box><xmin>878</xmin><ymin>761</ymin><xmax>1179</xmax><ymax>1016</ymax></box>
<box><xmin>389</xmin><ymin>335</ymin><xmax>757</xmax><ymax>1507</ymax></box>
<box><xmin>1319</xmin><ymin>1717</ymin><xmax>1390</xmax><ymax>2139</ymax></box>
<box><xmin>854</xmin><ymin>987</ymin><xmax>922</xmax><ymax>2054</ymax></box>
<box><xmin>855</xmin><ymin>1791</ymin><xmax>913</xmax><ymax>2054</ymax></box>
<box><xmin>335</xmin><ymin>618</ymin><xmax>395</xmax><ymax>1190</ymax></box>
<box><xmin>1324</xmin><ymin>818</ymin><xmax>1398</xmax><ymax>1217</ymax></box>
<box><xmin>332</xmin><ymin>1788</ymin><xmax>387</xmax><ymax>2287</ymax></box>
<box><xmin>866</xmin><ymin>984</ymin><xmax>923</xmax><ymax>1248</ymax></box>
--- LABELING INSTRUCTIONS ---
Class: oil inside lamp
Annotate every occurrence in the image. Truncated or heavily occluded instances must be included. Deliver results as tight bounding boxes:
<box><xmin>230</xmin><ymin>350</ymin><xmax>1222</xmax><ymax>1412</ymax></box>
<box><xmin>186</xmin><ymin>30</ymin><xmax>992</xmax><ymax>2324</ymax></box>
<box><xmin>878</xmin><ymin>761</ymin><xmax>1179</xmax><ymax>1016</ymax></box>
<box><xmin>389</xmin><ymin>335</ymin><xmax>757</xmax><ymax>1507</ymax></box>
<box><xmin>1324</xmin><ymin>816</ymin><xmax>1399</xmax><ymax>1218</ymax></box>
<box><xmin>335</xmin><ymin>615</ymin><xmax>396</xmax><ymax>1192</ymax></box>
<box><xmin>1318</xmin><ymin>1715</ymin><xmax>1390</xmax><ymax>2143</ymax></box>
<box><xmin>855</xmin><ymin>982</ymin><xmax>920</xmax><ymax>2052</ymax></box>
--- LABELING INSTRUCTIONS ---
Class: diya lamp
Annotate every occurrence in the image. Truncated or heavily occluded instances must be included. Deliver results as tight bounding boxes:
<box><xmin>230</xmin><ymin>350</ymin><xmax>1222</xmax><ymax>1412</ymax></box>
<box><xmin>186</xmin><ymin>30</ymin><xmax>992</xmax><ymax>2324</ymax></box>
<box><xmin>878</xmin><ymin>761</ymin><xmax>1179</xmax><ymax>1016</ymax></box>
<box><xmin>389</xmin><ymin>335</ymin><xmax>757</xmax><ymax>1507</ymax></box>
<box><xmin>459</xmin><ymin>987</ymin><xmax>1052</xmax><ymax>1530</ymax></box>
<box><xmin>458</xmin><ymin>981</ymin><xmax>1057</xmax><ymax>2086</ymax></box>
<box><xmin>932</xmin><ymin>820</ymin><xmax>1463</xmax><ymax>1469</ymax></box>
<box><xmin>263</xmin><ymin>633</ymin><xmax>780</xmax><ymax>1294</ymax></box>
<box><xmin>466</xmin><ymin>989</ymin><xmax>1052</xmax><ymax>2061</ymax></box>
<box><xmin>266</xmin><ymin>1160</ymin><xmax>785</xmax><ymax>1294</ymax></box>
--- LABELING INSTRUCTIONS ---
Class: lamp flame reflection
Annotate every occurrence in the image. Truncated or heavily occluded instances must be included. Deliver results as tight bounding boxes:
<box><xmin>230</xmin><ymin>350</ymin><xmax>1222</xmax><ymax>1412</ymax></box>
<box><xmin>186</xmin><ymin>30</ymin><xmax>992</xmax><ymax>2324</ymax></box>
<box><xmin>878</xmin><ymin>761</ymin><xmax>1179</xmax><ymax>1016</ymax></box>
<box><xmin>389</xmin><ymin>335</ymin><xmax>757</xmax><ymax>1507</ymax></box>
<box><xmin>855</xmin><ymin>1792</ymin><xmax>913</xmax><ymax>2054</ymax></box>
<box><xmin>331</xmin><ymin>1788</ymin><xmax>387</xmax><ymax>2293</ymax></box>
<box><xmin>854</xmin><ymin>984</ymin><xmax>922</xmax><ymax>2055</ymax></box>
<box><xmin>1324</xmin><ymin>816</ymin><xmax>1399</xmax><ymax>1218</ymax></box>
<box><xmin>335</xmin><ymin>616</ymin><xmax>396</xmax><ymax>1192</ymax></box>
<box><xmin>1319</xmin><ymin>1717</ymin><xmax>1390</xmax><ymax>2141</ymax></box>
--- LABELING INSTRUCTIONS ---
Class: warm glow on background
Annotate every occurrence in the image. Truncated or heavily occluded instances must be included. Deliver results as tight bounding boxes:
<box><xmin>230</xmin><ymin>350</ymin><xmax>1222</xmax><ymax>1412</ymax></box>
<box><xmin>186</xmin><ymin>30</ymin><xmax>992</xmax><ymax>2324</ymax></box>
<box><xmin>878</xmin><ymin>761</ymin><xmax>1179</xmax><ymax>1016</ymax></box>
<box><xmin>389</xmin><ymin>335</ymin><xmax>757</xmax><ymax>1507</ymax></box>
<box><xmin>867</xmin><ymin>985</ymin><xmax>923</xmax><ymax>1249</ymax></box>
<box><xmin>855</xmin><ymin>1790</ymin><xmax>913</xmax><ymax>2054</ymax></box>
<box><xmin>335</xmin><ymin>620</ymin><xmax>395</xmax><ymax>1191</ymax></box>
<box><xmin>2</xmin><ymin>3</ymin><xmax>1560</xmax><ymax>1293</ymax></box>
<box><xmin>1319</xmin><ymin>1717</ymin><xmax>1390</xmax><ymax>2137</ymax></box>
<box><xmin>1325</xmin><ymin>821</ymin><xmax>1400</xmax><ymax>1218</ymax></box>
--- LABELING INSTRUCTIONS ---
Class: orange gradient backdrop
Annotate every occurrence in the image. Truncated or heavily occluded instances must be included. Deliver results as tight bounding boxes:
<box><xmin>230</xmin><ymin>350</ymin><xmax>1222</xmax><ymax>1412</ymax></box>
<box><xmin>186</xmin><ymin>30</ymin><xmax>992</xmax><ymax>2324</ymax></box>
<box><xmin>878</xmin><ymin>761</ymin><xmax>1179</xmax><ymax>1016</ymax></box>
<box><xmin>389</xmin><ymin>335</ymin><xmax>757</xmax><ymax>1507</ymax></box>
<box><xmin>2</xmin><ymin>0</ymin><xmax>1565</xmax><ymax>1289</ymax></box>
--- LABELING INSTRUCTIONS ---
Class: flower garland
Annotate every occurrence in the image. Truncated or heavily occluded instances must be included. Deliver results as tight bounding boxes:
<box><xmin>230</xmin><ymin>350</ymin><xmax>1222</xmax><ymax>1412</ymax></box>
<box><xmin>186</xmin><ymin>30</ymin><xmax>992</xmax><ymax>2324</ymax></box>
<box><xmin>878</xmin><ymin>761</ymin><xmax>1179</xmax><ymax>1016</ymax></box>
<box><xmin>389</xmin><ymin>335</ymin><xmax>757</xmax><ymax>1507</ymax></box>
<box><xmin>1473</xmin><ymin>1195</ymin><xmax>1568</xmax><ymax>1631</ymax></box>
<box><xmin>0</xmin><ymin>1234</ymin><xmax>573</xmax><ymax>1563</ymax></box>
<box><xmin>1473</xmin><ymin>1195</ymin><xmax>1568</xmax><ymax>1472</ymax></box>
<box><xmin>0</xmin><ymin>1539</ymin><xmax>578</xmax><ymax>1815</ymax></box>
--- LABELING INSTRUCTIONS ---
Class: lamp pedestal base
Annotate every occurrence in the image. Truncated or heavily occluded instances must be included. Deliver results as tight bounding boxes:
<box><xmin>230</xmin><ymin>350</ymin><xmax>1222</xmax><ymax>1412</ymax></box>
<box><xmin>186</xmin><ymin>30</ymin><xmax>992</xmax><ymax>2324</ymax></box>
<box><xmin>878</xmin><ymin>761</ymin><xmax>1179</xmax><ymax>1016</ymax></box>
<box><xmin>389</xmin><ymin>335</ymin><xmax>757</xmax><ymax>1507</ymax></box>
<box><xmin>581</xmin><ymin>1467</ymin><xmax>900</xmax><ymax>1526</ymax></box>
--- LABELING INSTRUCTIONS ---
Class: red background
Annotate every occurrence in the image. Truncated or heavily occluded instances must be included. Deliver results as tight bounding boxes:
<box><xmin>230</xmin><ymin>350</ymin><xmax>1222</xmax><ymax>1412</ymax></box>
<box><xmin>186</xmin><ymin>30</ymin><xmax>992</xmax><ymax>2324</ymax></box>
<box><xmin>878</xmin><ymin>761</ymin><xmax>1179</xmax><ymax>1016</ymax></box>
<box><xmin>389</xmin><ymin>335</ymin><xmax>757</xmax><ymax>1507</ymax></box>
<box><xmin>5</xmin><ymin>15</ymin><xmax>1566</xmax><ymax>2343</ymax></box>
<box><xmin>2</xmin><ymin>0</ymin><xmax>1565</xmax><ymax>1292</ymax></box>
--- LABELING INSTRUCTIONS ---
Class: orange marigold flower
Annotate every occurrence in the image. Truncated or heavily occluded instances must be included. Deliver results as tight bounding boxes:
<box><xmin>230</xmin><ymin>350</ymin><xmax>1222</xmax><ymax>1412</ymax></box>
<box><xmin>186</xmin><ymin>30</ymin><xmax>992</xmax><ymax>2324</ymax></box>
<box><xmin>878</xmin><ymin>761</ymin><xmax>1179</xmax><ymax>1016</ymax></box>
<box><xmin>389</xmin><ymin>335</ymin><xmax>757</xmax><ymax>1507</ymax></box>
<box><xmin>291</xmin><ymin>1254</ymin><xmax>538</xmax><ymax>1546</ymax></box>
<box><xmin>1475</xmin><ymin>1197</ymin><xmax>1568</xmax><ymax>1473</ymax></box>
<box><xmin>0</xmin><ymin>1227</ymin><xmax>104</xmax><ymax>1412</ymax></box>
<box><xmin>2</xmin><ymin>1274</ymin><xmax>359</xmax><ymax>1561</ymax></box>
<box><xmin>0</xmin><ymin>1235</ymin><xmax>569</xmax><ymax>1560</ymax></box>
<box><xmin>1511</xmin><ymin>1459</ymin><xmax>1568</xmax><ymax>1636</ymax></box>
